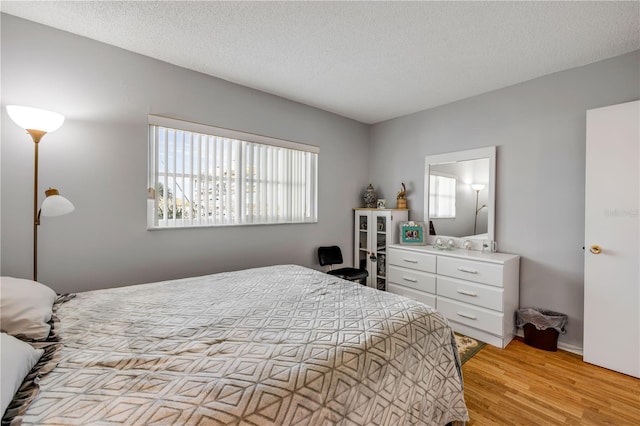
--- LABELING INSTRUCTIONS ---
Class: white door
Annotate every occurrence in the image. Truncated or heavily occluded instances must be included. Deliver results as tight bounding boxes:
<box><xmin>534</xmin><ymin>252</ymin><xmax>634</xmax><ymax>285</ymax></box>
<box><xmin>584</xmin><ymin>100</ymin><xmax>639</xmax><ymax>378</ymax></box>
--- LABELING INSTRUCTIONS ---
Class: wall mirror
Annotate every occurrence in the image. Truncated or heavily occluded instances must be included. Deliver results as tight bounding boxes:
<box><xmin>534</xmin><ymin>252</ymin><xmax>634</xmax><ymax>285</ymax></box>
<box><xmin>424</xmin><ymin>146</ymin><xmax>496</xmax><ymax>244</ymax></box>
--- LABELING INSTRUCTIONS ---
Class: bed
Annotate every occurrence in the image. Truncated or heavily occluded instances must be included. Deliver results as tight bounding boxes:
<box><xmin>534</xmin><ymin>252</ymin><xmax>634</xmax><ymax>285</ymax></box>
<box><xmin>2</xmin><ymin>265</ymin><xmax>468</xmax><ymax>425</ymax></box>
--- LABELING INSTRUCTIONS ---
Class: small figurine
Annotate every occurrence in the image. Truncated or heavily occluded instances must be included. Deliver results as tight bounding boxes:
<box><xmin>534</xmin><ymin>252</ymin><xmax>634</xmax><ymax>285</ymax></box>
<box><xmin>396</xmin><ymin>182</ymin><xmax>407</xmax><ymax>209</ymax></box>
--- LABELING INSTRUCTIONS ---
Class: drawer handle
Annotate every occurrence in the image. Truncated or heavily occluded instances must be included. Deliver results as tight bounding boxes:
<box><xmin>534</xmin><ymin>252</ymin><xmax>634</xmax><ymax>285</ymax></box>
<box><xmin>457</xmin><ymin>289</ymin><xmax>477</xmax><ymax>297</ymax></box>
<box><xmin>457</xmin><ymin>267</ymin><xmax>478</xmax><ymax>274</ymax></box>
<box><xmin>403</xmin><ymin>258</ymin><xmax>418</xmax><ymax>264</ymax></box>
<box><xmin>457</xmin><ymin>312</ymin><xmax>477</xmax><ymax>320</ymax></box>
<box><xmin>402</xmin><ymin>277</ymin><xmax>418</xmax><ymax>283</ymax></box>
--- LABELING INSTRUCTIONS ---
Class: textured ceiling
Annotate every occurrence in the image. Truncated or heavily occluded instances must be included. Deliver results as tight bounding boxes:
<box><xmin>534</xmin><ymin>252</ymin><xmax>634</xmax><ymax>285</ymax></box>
<box><xmin>1</xmin><ymin>1</ymin><xmax>638</xmax><ymax>124</ymax></box>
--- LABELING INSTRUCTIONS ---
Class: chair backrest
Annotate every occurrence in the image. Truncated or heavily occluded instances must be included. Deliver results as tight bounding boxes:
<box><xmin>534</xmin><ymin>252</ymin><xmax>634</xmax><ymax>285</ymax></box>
<box><xmin>318</xmin><ymin>246</ymin><xmax>343</xmax><ymax>267</ymax></box>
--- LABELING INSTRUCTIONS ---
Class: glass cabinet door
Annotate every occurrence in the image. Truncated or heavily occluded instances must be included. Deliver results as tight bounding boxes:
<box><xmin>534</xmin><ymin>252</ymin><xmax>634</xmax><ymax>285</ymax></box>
<box><xmin>354</xmin><ymin>208</ymin><xmax>407</xmax><ymax>291</ymax></box>
<box><xmin>355</xmin><ymin>211</ymin><xmax>371</xmax><ymax>286</ymax></box>
<box><xmin>373</xmin><ymin>211</ymin><xmax>390</xmax><ymax>291</ymax></box>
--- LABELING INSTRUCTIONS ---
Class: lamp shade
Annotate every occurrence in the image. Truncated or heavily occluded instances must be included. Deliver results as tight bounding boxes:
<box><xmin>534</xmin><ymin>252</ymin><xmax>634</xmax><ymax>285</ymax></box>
<box><xmin>6</xmin><ymin>105</ymin><xmax>65</xmax><ymax>133</ymax></box>
<box><xmin>471</xmin><ymin>184</ymin><xmax>485</xmax><ymax>191</ymax></box>
<box><xmin>40</xmin><ymin>188</ymin><xmax>74</xmax><ymax>217</ymax></box>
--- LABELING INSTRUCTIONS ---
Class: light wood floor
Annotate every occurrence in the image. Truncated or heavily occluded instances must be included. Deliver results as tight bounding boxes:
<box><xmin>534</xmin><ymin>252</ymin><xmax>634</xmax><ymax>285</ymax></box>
<box><xmin>461</xmin><ymin>339</ymin><xmax>640</xmax><ymax>425</ymax></box>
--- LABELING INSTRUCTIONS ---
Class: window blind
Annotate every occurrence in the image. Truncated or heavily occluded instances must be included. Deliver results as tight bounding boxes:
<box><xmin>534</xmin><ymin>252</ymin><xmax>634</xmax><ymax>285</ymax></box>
<box><xmin>148</xmin><ymin>115</ymin><xmax>318</xmax><ymax>228</ymax></box>
<box><xmin>429</xmin><ymin>174</ymin><xmax>456</xmax><ymax>218</ymax></box>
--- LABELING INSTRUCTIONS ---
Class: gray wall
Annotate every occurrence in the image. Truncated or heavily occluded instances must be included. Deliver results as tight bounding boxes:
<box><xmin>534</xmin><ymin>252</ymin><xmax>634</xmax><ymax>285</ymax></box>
<box><xmin>369</xmin><ymin>50</ymin><xmax>640</xmax><ymax>349</ymax></box>
<box><xmin>3</xmin><ymin>13</ymin><xmax>639</xmax><ymax>351</ymax></box>
<box><xmin>1</xmin><ymin>15</ymin><xmax>369</xmax><ymax>293</ymax></box>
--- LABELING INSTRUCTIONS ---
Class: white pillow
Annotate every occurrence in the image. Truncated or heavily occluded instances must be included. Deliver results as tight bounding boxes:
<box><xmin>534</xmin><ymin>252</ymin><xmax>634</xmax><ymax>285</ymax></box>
<box><xmin>0</xmin><ymin>277</ymin><xmax>57</xmax><ymax>340</ymax></box>
<box><xmin>1</xmin><ymin>333</ymin><xmax>44</xmax><ymax>416</ymax></box>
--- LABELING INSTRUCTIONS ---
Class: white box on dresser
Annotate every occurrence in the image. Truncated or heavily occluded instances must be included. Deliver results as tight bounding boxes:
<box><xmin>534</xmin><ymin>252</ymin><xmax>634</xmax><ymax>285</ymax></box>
<box><xmin>387</xmin><ymin>244</ymin><xmax>520</xmax><ymax>348</ymax></box>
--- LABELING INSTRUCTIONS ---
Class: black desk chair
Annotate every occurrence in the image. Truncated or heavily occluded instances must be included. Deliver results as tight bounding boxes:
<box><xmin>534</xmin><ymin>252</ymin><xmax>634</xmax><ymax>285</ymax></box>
<box><xmin>318</xmin><ymin>245</ymin><xmax>368</xmax><ymax>284</ymax></box>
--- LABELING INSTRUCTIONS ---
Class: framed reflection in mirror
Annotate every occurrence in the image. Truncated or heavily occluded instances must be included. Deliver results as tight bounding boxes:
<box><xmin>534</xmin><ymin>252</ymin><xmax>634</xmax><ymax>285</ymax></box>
<box><xmin>424</xmin><ymin>146</ymin><xmax>496</xmax><ymax>245</ymax></box>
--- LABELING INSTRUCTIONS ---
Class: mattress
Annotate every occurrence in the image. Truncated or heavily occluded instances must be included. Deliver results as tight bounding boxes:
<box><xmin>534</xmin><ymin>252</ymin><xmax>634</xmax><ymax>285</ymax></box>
<box><xmin>21</xmin><ymin>265</ymin><xmax>468</xmax><ymax>425</ymax></box>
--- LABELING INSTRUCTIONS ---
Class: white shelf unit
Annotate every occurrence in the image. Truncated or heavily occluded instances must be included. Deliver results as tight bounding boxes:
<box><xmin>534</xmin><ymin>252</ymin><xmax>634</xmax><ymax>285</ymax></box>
<box><xmin>353</xmin><ymin>209</ymin><xmax>408</xmax><ymax>290</ymax></box>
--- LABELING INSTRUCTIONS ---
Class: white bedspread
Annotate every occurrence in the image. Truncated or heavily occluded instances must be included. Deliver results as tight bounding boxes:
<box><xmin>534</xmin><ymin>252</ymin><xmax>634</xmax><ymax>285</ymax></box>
<box><xmin>23</xmin><ymin>265</ymin><xmax>468</xmax><ymax>425</ymax></box>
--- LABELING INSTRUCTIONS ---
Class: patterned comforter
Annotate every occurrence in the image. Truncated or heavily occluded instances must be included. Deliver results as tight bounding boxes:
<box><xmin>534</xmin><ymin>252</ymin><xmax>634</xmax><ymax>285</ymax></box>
<box><xmin>23</xmin><ymin>265</ymin><xmax>468</xmax><ymax>425</ymax></box>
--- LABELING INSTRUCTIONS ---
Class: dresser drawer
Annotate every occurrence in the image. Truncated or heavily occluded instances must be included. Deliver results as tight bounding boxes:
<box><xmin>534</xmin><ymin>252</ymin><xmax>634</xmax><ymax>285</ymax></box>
<box><xmin>437</xmin><ymin>276</ymin><xmax>503</xmax><ymax>311</ymax></box>
<box><xmin>388</xmin><ymin>266</ymin><xmax>436</xmax><ymax>293</ymax></box>
<box><xmin>437</xmin><ymin>256</ymin><xmax>504</xmax><ymax>287</ymax></box>
<box><xmin>437</xmin><ymin>297</ymin><xmax>503</xmax><ymax>336</ymax></box>
<box><xmin>388</xmin><ymin>283</ymin><xmax>436</xmax><ymax>308</ymax></box>
<box><xmin>388</xmin><ymin>248</ymin><xmax>436</xmax><ymax>273</ymax></box>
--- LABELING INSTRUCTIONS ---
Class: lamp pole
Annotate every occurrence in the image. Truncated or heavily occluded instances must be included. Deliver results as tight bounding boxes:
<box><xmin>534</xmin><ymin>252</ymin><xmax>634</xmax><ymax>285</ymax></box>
<box><xmin>471</xmin><ymin>183</ymin><xmax>485</xmax><ymax>236</ymax></box>
<box><xmin>33</xmin><ymin>137</ymin><xmax>39</xmax><ymax>281</ymax></box>
<box><xmin>6</xmin><ymin>106</ymin><xmax>69</xmax><ymax>282</ymax></box>
<box><xmin>473</xmin><ymin>189</ymin><xmax>480</xmax><ymax>235</ymax></box>
<box><xmin>26</xmin><ymin>130</ymin><xmax>49</xmax><ymax>280</ymax></box>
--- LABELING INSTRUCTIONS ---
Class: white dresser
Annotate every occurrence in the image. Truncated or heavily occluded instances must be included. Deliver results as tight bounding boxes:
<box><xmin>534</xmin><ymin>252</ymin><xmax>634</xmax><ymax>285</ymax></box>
<box><xmin>387</xmin><ymin>244</ymin><xmax>520</xmax><ymax>348</ymax></box>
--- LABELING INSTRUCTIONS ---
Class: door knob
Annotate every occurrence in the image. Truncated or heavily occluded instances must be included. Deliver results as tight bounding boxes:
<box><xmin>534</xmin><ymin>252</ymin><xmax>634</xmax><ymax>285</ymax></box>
<box><xmin>590</xmin><ymin>245</ymin><xmax>602</xmax><ymax>254</ymax></box>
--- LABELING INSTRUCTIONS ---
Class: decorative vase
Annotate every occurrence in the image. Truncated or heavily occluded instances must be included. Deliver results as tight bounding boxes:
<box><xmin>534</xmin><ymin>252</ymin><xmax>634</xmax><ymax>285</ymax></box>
<box><xmin>363</xmin><ymin>184</ymin><xmax>377</xmax><ymax>208</ymax></box>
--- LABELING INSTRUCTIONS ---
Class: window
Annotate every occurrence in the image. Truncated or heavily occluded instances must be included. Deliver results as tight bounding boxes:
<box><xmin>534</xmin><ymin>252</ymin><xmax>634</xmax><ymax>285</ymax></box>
<box><xmin>148</xmin><ymin>115</ymin><xmax>318</xmax><ymax>228</ymax></box>
<box><xmin>429</xmin><ymin>173</ymin><xmax>456</xmax><ymax>218</ymax></box>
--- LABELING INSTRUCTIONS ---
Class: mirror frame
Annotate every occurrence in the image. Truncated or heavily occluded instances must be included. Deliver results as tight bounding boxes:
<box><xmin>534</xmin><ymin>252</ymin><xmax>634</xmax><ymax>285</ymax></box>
<box><xmin>424</xmin><ymin>146</ymin><xmax>496</xmax><ymax>246</ymax></box>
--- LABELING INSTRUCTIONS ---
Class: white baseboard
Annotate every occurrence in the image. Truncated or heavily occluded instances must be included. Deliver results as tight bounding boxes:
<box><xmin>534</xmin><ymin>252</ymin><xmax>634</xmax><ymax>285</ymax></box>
<box><xmin>515</xmin><ymin>330</ymin><xmax>583</xmax><ymax>356</ymax></box>
<box><xmin>557</xmin><ymin>341</ymin><xmax>583</xmax><ymax>356</ymax></box>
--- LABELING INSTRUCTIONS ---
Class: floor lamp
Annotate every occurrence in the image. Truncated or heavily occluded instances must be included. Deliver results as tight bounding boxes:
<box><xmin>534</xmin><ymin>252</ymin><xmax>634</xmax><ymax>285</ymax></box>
<box><xmin>471</xmin><ymin>183</ymin><xmax>485</xmax><ymax>235</ymax></box>
<box><xmin>6</xmin><ymin>105</ymin><xmax>75</xmax><ymax>282</ymax></box>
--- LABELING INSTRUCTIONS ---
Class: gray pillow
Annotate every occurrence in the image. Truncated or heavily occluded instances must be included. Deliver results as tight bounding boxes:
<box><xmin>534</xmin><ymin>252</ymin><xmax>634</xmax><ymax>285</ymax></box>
<box><xmin>0</xmin><ymin>277</ymin><xmax>57</xmax><ymax>340</ymax></box>
<box><xmin>0</xmin><ymin>333</ymin><xmax>44</xmax><ymax>416</ymax></box>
